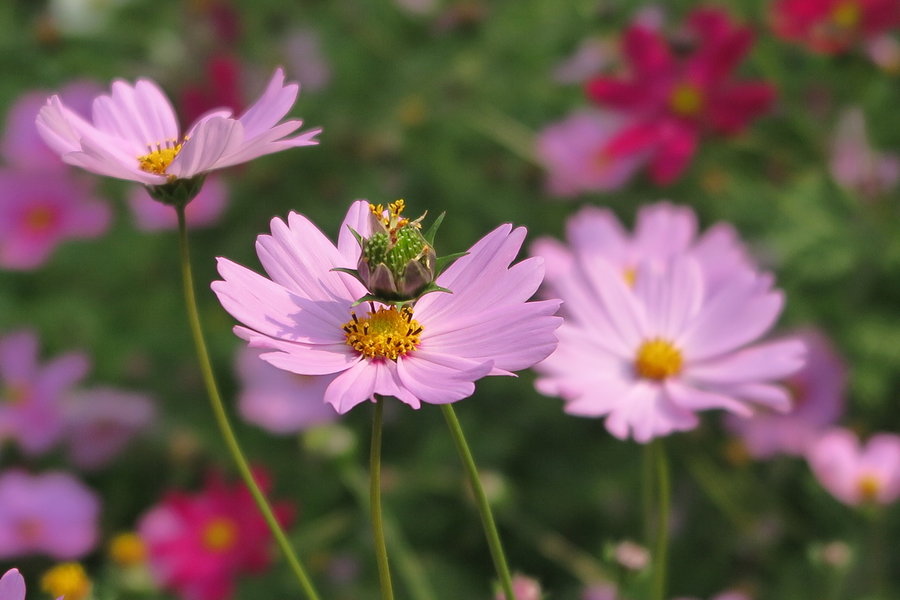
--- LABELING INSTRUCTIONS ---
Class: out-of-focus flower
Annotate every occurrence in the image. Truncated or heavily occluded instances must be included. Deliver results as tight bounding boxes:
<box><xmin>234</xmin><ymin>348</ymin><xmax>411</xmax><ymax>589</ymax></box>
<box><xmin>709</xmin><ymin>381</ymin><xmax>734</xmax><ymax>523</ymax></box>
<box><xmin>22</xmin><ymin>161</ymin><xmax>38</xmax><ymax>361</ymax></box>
<box><xmin>553</xmin><ymin>38</ymin><xmax>616</xmax><ymax>85</ymax></box>
<box><xmin>213</xmin><ymin>200</ymin><xmax>561</xmax><ymax>413</ymax></box>
<box><xmin>864</xmin><ymin>34</ymin><xmax>900</xmax><ymax>72</ymax></box>
<box><xmin>536</xmin><ymin>110</ymin><xmax>645</xmax><ymax>197</ymax></box>
<box><xmin>806</xmin><ymin>428</ymin><xmax>900</xmax><ymax>506</ymax></box>
<box><xmin>47</xmin><ymin>0</ymin><xmax>131</xmax><ymax>37</ymax></box>
<box><xmin>582</xmin><ymin>583</ymin><xmax>619</xmax><ymax>600</ymax></box>
<box><xmin>109</xmin><ymin>532</ymin><xmax>146</xmax><ymax>567</ymax></box>
<box><xmin>725</xmin><ymin>329</ymin><xmax>845</xmax><ymax>459</ymax></box>
<box><xmin>40</xmin><ymin>563</ymin><xmax>91</xmax><ymax>600</ymax></box>
<box><xmin>0</xmin><ymin>569</ymin><xmax>25</xmax><ymax>600</ymax></box>
<box><xmin>63</xmin><ymin>387</ymin><xmax>156</xmax><ymax>470</ymax></box>
<box><xmin>36</xmin><ymin>68</ymin><xmax>320</xmax><ymax>191</ymax></box>
<box><xmin>674</xmin><ymin>593</ymin><xmax>751</xmax><ymax>600</ymax></box>
<box><xmin>180</xmin><ymin>55</ymin><xmax>245</xmax><ymax>127</ymax></box>
<box><xmin>771</xmin><ymin>0</ymin><xmax>899</xmax><ymax>54</ymax></box>
<box><xmin>0</xmin><ymin>470</ymin><xmax>100</xmax><ymax>560</ymax></box>
<box><xmin>393</xmin><ymin>0</ymin><xmax>438</xmax><ymax>16</ymax></box>
<box><xmin>283</xmin><ymin>28</ymin><xmax>332</xmax><ymax>93</ymax></box>
<box><xmin>139</xmin><ymin>472</ymin><xmax>292</xmax><ymax>600</ymax></box>
<box><xmin>495</xmin><ymin>573</ymin><xmax>542</xmax><ymax>600</ymax></box>
<box><xmin>533</xmin><ymin>251</ymin><xmax>804</xmax><ymax>442</ymax></box>
<box><xmin>236</xmin><ymin>347</ymin><xmax>337</xmax><ymax>434</ymax></box>
<box><xmin>0</xmin><ymin>170</ymin><xmax>110</xmax><ymax>270</ymax></box>
<box><xmin>129</xmin><ymin>176</ymin><xmax>229</xmax><ymax>231</ymax></box>
<box><xmin>829</xmin><ymin>107</ymin><xmax>900</xmax><ymax>199</ymax></box>
<box><xmin>613</xmin><ymin>540</ymin><xmax>650</xmax><ymax>571</ymax></box>
<box><xmin>586</xmin><ymin>8</ymin><xmax>775</xmax><ymax>184</ymax></box>
<box><xmin>0</xmin><ymin>331</ymin><xmax>89</xmax><ymax>455</ymax></box>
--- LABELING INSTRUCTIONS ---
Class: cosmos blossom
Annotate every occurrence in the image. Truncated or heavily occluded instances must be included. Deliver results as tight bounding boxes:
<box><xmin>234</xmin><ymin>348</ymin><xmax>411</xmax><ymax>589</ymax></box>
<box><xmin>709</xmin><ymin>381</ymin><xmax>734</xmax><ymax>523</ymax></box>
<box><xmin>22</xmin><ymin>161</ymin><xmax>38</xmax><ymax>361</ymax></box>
<box><xmin>806</xmin><ymin>428</ymin><xmax>900</xmax><ymax>506</ymax></box>
<box><xmin>771</xmin><ymin>0</ymin><xmax>899</xmax><ymax>54</ymax></box>
<box><xmin>35</xmin><ymin>67</ymin><xmax>319</xmax><ymax>186</ymax></box>
<box><xmin>212</xmin><ymin>200</ymin><xmax>562</xmax><ymax>414</ymax></box>
<box><xmin>0</xmin><ymin>569</ymin><xmax>25</xmax><ymax>600</ymax></box>
<box><xmin>829</xmin><ymin>107</ymin><xmax>899</xmax><ymax>199</ymax></box>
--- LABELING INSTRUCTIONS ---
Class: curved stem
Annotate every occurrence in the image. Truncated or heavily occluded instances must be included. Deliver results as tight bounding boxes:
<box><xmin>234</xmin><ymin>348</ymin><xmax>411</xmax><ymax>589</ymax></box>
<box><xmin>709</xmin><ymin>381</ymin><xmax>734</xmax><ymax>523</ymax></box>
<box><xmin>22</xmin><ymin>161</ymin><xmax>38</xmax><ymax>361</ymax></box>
<box><xmin>175</xmin><ymin>206</ymin><xmax>321</xmax><ymax>600</ymax></box>
<box><xmin>370</xmin><ymin>398</ymin><xmax>395</xmax><ymax>600</ymax></box>
<box><xmin>651</xmin><ymin>439</ymin><xmax>671</xmax><ymax>600</ymax></box>
<box><xmin>441</xmin><ymin>404</ymin><xmax>516</xmax><ymax>600</ymax></box>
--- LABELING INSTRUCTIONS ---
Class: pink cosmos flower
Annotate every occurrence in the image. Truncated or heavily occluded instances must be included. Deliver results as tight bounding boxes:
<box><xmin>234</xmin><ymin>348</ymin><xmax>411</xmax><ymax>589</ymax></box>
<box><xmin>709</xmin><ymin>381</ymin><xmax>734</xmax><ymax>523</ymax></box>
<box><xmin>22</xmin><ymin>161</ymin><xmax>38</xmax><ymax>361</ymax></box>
<box><xmin>63</xmin><ymin>387</ymin><xmax>156</xmax><ymax>470</ymax></box>
<box><xmin>0</xmin><ymin>170</ymin><xmax>110</xmax><ymax>270</ymax></box>
<box><xmin>533</xmin><ymin>253</ymin><xmax>804</xmax><ymax>442</ymax></box>
<box><xmin>128</xmin><ymin>176</ymin><xmax>229</xmax><ymax>231</ymax></box>
<box><xmin>0</xmin><ymin>569</ymin><xmax>25</xmax><ymax>600</ymax></box>
<box><xmin>806</xmin><ymin>428</ymin><xmax>900</xmax><ymax>506</ymax></box>
<box><xmin>536</xmin><ymin>110</ymin><xmax>645</xmax><ymax>197</ymax></box>
<box><xmin>212</xmin><ymin>200</ymin><xmax>562</xmax><ymax>413</ymax></box>
<box><xmin>495</xmin><ymin>574</ymin><xmax>542</xmax><ymax>600</ymax></box>
<box><xmin>0</xmin><ymin>470</ymin><xmax>100</xmax><ymax>560</ymax></box>
<box><xmin>585</xmin><ymin>8</ymin><xmax>776</xmax><ymax>184</ymax></box>
<box><xmin>282</xmin><ymin>28</ymin><xmax>332</xmax><ymax>93</ymax></box>
<box><xmin>36</xmin><ymin>67</ymin><xmax>320</xmax><ymax>186</ymax></box>
<box><xmin>236</xmin><ymin>346</ymin><xmax>337</xmax><ymax>434</ymax></box>
<box><xmin>553</xmin><ymin>37</ymin><xmax>616</xmax><ymax>85</ymax></box>
<box><xmin>138</xmin><ymin>472</ymin><xmax>292</xmax><ymax>600</ymax></box>
<box><xmin>0</xmin><ymin>331</ymin><xmax>89</xmax><ymax>455</ymax></box>
<box><xmin>725</xmin><ymin>329</ymin><xmax>845</xmax><ymax>459</ymax></box>
<box><xmin>829</xmin><ymin>107</ymin><xmax>900</xmax><ymax>199</ymax></box>
<box><xmin>771</xmin><ymin>0</ymin><xmax>899</xmax><ymax>54</ymax></box>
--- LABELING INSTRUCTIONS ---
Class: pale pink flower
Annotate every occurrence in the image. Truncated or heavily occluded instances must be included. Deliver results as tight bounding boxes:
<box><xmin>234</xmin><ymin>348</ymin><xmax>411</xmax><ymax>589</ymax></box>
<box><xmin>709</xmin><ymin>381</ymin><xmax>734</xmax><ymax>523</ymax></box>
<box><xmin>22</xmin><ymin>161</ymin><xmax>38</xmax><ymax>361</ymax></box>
<box><xmin>534</xmin><ymin>253</ymin><xmax>804</xmax><ymax>442</ymax></box>
<box><xmin>0</xmin><ymin>331</ymin><xmax>89</xmax><ymax>455</ymax></box>
<box><xmin>128</xmin><ymin>176</ymin><xmax>229</xmax><ymax>230</ymax></box>
<box><xmin>553</xmin><ymin>38</ymin><xmax>616</xmax><ymax>85</ymax></box>
<box><xmin>0</xmin><ymin>170</ymin><xmax>110</xmax><ymax>270</ymax></box>
<box><xmin>725</xmin><ymin>329</ymin><xmax>845</xmax><ymax>458</ymax></box>
<box><xmin>283</xmin><ymin>28</ymin><xmax>331</xmax><ymax>93</ymax></box>
<box><xmin>582</xmin><ymin>583</ymin><xmax>619</xmax><ymax>600</ymax></box>
<box><xmin>536</xmin><ymin>110</ymin><xmax>644</xmax><ymax>197</ymax></box>
<box><xmin>829</xmin><ymin>107</ymin><xmax>900</xmax><ymax>198</ymax></box>
<box><xmin>0</xmin><ymin>569</ymin><xmax>25</xmax><ymax>600</ymax></box>
<box><xmin>495</xmin><ymin>574</ymin><xmax>542</xmax><ymax>600</ymax></box>
<box><xmin>806</xmin><ymin>428</ymin><xmax>900</xmax><ymax>506</ymax></box>
<box><xmin>0</xmin><ymin>470</ymin><xmax>100</xmax><ymax>560</ymax></box>
<box><xmin>213</xmin><ymin>200</ymin><xmax>562</xmax><ymax>413</ymax></box>
<box><xmin>236</xmin><ymin>347</ymin><xmax>337</xmax><ymax>434</ymax></box>
<box><xmin>36</xmin><ymin>67</ymin><xmax>320</xmax><ymax>186</ymax></box>
<box><xmin>864</xmin><ymin>34</ymin><xmax>900</xmax><ymax>72</ymax></box>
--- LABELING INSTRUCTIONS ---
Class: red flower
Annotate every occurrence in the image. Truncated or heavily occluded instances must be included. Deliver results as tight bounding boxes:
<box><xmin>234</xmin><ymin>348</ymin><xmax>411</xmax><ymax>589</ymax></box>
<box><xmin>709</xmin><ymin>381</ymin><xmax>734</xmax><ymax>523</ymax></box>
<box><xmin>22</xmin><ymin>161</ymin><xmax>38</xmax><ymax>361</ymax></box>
<box><xmin>585</xmin><ymin>8</ymin><xmax>776</xmax><ymax>185</ymax></box>
<box><xmin>180</xmin><ymin>55</ymin><xmax>245</xmax><ymax>127</ymax></box>
<box><xmin>771</xmin><ymin>0</ymin><xmax>899</xmax><ymax>54</ymax></box>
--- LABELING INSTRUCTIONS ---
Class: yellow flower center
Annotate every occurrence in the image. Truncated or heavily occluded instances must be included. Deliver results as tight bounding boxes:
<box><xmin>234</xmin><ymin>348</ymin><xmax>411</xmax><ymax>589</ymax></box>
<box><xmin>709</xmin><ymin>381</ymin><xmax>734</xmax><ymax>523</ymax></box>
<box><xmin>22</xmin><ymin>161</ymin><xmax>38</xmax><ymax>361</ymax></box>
<box><xmin>857</xmin><ymin>473</ymin><xmax>880</xmax><ymax>501</ymax></box>
<box><xmin>202</xmin><ymin>517</ymin><xmax>238</xmax><ymax>552</ymax></box>
<box><xmin>137</xmin><ymin>141</ymin><xmax>183</xmax><ymax>176</ymax></box>
<box><xmin>635</xmin><ymin>339</ymin><xmax>683</xmax><ymax>380</ymax></box>
<box><xmin>831</xmin><ymin>1</ymin><xmax>860</xmax><ymax>28</ymax></box>
<box><xmin>108</xmin><ymin>532</ymin><xmax>146</xmax><ymax>567</ymax></box>
<box><xmin>669</xmin><ymin>83</ymin><xmax>704</xmax><ymax>117</ymax></box>
<box><xmin>41</xmin><ymin>563</ymin><xmax>91</xmax><ymax>600</ymax></box>
<box><xmin>343</xmin><ymin>306</ymin><xmax>423</xmax><ymax>360</ymax></box>
<box><xmin>25</xmin><ymin>206</ymin><xmax>56</xmax><ymax>231</ymax></box>
<box><xmin>623</xmin><ymin>266</ymin><xmax>637</xmax><ymax>287</ymax></box>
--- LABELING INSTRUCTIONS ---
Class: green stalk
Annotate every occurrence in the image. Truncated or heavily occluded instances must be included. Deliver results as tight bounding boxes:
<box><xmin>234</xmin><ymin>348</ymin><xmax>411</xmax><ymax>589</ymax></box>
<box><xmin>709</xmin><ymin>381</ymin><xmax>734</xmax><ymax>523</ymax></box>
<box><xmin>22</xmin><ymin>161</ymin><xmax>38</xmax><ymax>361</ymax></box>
<box><xmin>175</xmin><ymin>205</ymin><xmax>321</xmax><ymax>600</ymax></box>
<box><xmin>370</xmin><ymin>399</ymin><xmax>395</xmax><ymax>600</ymax></box>
<box><xmin>441</xmin><ymin>404</ymin><xmax>516</xmax><ymax>600</ymax></box>
<box><xmin>650</xmin><ymin>439</ymin><xmax>671</xmax><ymax>600</ymax></box>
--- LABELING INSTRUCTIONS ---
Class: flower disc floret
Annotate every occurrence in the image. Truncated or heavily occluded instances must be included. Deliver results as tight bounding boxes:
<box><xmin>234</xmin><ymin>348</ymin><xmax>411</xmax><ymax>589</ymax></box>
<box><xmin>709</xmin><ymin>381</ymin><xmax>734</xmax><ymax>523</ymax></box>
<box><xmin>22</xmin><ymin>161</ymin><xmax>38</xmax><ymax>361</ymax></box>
<box><xmin>137</xmin><ymin>141</ymin><xmax>183</xmax><ymax>176</ymax></box>
<box><xmin>635</xmin><ymin>339</ymin><xmax>683</xmax><ymax>380</ymax></box>
<box><xmin>343</xmin><ymin>307</ymin><xmax>422</xmax><ymax>360</ymax></box>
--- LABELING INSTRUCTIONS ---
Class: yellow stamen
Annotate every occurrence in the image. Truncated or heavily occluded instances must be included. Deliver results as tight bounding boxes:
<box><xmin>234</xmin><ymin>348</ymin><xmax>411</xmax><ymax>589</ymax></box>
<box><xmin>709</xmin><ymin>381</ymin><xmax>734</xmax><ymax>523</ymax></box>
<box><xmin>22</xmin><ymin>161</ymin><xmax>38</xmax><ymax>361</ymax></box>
<box><xmin>623</xmin><ymin>267</ymin><xmax>637</xmax><ymax>287</ymax></box>
<box><xmin>202</xmin><ymin>517</ymin><xmax>238</xmax><ymax>552</ymax></box>
<box><xmin>831</xmin><ymin>1</ymin><xmax>861</xmax><ymax>28</ymax></box>
<box><xmin>858</xmin><ymin>473</ymin><xmax>880</xmax><ymax>502</ymax></box>
<box><xmin>109</xmin><ymin>532</ymin><xmax>146</xmax><ymax>567</ymax></box>
<box><xmin>635</xmin><ymin>338</ymin><xmax>683</xmax><ymax>380</ymax></box>
<box><xmin>25</xmin><ymin>206</ymin><xmax>56</xmax><ymax>231</ymax></box>
<box><xmin>669</xmin><ymin>83</ymin><xmax>704</xmax><ymax>117</ymax></box>
<box><xmin>41</xmin><ymin>563</ymin><xmax>91</xmax><ymax>600</ymax></box>
<box><xmin>137</xmin><ymin>141</ymin><xmax>183</xmax><ymax>176</ymax></box>
<box><xmin>343</xmin><ymin>306</ymin><xmax>422</xmax><ymax>360</ymax></box>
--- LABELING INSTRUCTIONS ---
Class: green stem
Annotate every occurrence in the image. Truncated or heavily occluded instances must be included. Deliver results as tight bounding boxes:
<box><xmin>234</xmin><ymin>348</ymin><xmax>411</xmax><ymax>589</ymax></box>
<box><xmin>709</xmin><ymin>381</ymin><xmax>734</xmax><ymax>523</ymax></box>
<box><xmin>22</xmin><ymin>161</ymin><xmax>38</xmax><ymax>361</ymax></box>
<box><xmin>370</xmin><ymin>399</ymin><xmax>395</xmax><ymax>600</ymax></box>
<box><xmin>441</xmin><ymin>404</ymin><xmax>516</xmax><ymax>600</ymax></box>
<box><xmin>651</xmin><ymin>439</ymin><xmax>671</xmax><ymax>600</ymax></box>
<box><xmin>175</xmin><ymin>205</ymin><xmax>321</xmax><ymax>600</ymax></box>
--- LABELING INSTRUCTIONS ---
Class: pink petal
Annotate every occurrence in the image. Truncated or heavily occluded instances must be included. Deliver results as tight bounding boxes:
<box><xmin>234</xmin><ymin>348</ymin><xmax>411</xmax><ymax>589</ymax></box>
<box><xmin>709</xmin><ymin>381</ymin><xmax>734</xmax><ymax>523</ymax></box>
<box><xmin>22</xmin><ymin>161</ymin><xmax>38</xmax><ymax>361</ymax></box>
<box><xmin>395</xmin><ymin>351</ymin><xmax>492</xmax><ymax>405</ymax></box>
<box><xmin>633</xmin><ymin>257</ymin><xmax>704</xmax><ymax>339</ymax></box>
<box><xmin>648</xmin><ymin>122</ymin><xmax>698</xmax><ymax>185</ymax></box>
<box><xmin>687</xmin><ymin>338</ymin><xmax>806</xmax><ymax>385</ymax></box>
<box><xmin>0</xmin><ymin>569</ymin><xmax>25</xmax><ymax>600</ymax></box>
<box><xmin>324</xmin><ymin>360</ymin><xmax>377</xmax><ymax>413</ymax></box>
<box><xmin>167</xmin><ymin>116</ymin><xmax>244</xmax><ymax>178</ymax></box>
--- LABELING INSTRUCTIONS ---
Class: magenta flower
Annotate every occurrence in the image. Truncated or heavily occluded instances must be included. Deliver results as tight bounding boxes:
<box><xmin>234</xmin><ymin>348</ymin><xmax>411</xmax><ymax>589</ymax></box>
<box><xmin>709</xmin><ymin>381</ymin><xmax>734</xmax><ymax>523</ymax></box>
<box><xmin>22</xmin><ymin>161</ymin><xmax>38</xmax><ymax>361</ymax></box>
<box><xmin>129</xmin><ymin>176</ymin><xmax>229</xmax><ymax>231</ymax></box>
<box><xmin>829</xmin><ymin>107</ymin><xmax>899</xmax><ymax>199</ymax></box>
<box><xmin>0</xmin><ymin>170</ymin><xmax>110</xmax><ymax>270</ymax></box>
<box><xmin>0</xmin><ymin>331</ymin><xmax>89</xmax><ymax>455</ymax></box>
<box><xmin>36</xmin><ymin>67</ymin><xmax>320</xmax><ymax>186</ymax></box>
<box><xmin>585</xmin><ymin>8</ymin><xmax>775</xmax><ymax>184</ymax></box>
<box><xmin>213</xmin><ymin>200</ymin><xmax>561</xmax><ymax>413</ymax></box>
<box><xmin>806</xmin><ymin>428</ymin><xmax>900</xmax><ymax>506</ymax></box>
<box><xmin>0</xmin><ymin>470</ymin><xmax>100</xmax><ymax>560</ymax></box>
<box><xmin>534</xmin><ymin>253</ymin><xmax>804</xmax><ymax>442</ymax></box>
<box><xmin>139</xmin><ymin>472</ymin><xmax>292</xmax><ymax>600</ymax></box>
<box><xmin>236</xmin><ymin>346</ymin><xmax>337</xmax><ymax>434</ymax></box>
<box><xmin>0</xmin><ymin>569</ymin><xmax>25</xmax><ymax>600</ymax></box>
<box><xmin>536</xmin><ymin>110</ymin><xmax>645</xmax><ymax>197</ymax></box>
<box><xmin>771</xmin><ymin>0</ymin><xmax>899</xmax><ymax>54</ymax></box>
<box><xmin>725</xmin><ymin>329</ymin><xmax>845</xmax><ymax>459</ymax></box>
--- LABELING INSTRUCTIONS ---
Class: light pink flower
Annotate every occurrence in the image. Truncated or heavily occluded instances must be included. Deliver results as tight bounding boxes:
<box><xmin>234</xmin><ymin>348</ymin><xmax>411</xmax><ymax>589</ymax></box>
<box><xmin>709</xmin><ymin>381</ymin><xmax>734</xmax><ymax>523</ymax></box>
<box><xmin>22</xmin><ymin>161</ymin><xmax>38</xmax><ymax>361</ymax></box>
<box><xmin>213</xmin><ymin>200</ymin><xmax>562</xmax><ymax>413</ymax></box>
<box><xmin>283</xmin><ymin>28</ymin><xmax>331</xmax><ymax>93</ymax></box>
<box><xmin>495</xmin><ymin>574</ymin><xmax>542</xmax><ymax>600</ymax></box>
<box><xmin>236</xmin><ymin>346</ymin><xmax>337</xmax><ymax>434</ymax></box>
<box><xmin>36</xmin><ymin>67</ymin><xmax>320</xmax><ymax>186</ymax></box>
<box><xmin>0</xmin><ymin>470</ymin><xmax>100</xmax><ymax>560</ymax></box>
<box><xmin>582</xmin><ymin>583</ymin><xmax>618</xmax><ymax>600</ymax></box>
<box><xmin>0</xmin><ymin>170</ymin><xmax>110</xmax><ymax>270</ymax></box>
<box><xmin>0</xmin><ymin>331</ymin><xmax>89</xmax><ymax>455</ymax></box>
<box><xmin>536</xmin><ymin>110</ymin><xmax>645</xmax><ymax>197</ymax></box>
<box><xmin>534</xmin><ymin>252</ymin><xmax>804</xmax><ymax>442</ymax></box>
<box><xmin>553</xmin><ymin>37</ymin><xmax>616</xmax><ymax>85</ymax></box>
<box><xmin>829</xmin><ymin>107</ymin><xmax>900</xmax><ymax>198</ymax></box>
<box><xmin>725</xmin><ymin>329</ymin><xmax>845</xmax><ymax>458</ymax></box>
<box><xmin>806</xmin><ymin>428</ymin><xmax>900</xmax><ymax>506</ymax></box>
<box><xmin>0</xmin><ymin>569</ymin><xmax>25</xmax><ymax>600</ymax></box>
<box><xmin>128</xmin><ymin>176</ymin><xmax>229</xmax><ymax>231</ymax></box>
<box><xmin>63</xmin><ymin>387</ymin><xmax>156</xmax><ymax>470</ymax></box>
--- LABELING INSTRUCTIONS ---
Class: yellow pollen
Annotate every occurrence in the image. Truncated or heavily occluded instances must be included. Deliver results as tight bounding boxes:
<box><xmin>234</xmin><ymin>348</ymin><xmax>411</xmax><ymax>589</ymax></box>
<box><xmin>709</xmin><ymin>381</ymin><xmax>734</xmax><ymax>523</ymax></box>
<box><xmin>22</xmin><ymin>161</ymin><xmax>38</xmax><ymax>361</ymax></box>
<box><xmin>669</xmin><ymin>83</ymin><xmax>704</xmax><ymax>117</ymax></box>
<box><xmin>202</xmin><ymin>517</ymin><xmax>238</xmax><ymax>552</ymax></box>
<box><xmin>108</xmin><ymin>532</ymin><xmax>146</xmax><ymax>567</ymax></box>
<box><xmin>858</xmin><ymin>473</ymin><xmax>880</xmax><ymax>501</ymax></box>
<box><xmin>623</xmin><ymin>267</ymin><xmax>637</xmax><ymax>287</ymax></box>
<box><xmin>137</xmin><ymin>141</ymin><xmax>183</xmax><ymax>175</ymax></box>
<box><xmin>343</xmin><ymin>306</ymin><xmax>422</xmax><ymax>360</ymax></box>
<box><xmin>25</xmin><ymin>206</ymin><xmax>56</xmax><ymax>231</ymax></box>
<box><xmin>635</xmin><ymin>338</ymin><xmax>683</xmax><ymax>380</ymax></box>
<box><xmin>41</xmin><ymin>563</ymin><xmax>91</xmax><ymax>600</ymax></box>
<box><xmin>831</xmin><ymin>1</ymin><xmax>861</xmax><ymax>28</ymax></box>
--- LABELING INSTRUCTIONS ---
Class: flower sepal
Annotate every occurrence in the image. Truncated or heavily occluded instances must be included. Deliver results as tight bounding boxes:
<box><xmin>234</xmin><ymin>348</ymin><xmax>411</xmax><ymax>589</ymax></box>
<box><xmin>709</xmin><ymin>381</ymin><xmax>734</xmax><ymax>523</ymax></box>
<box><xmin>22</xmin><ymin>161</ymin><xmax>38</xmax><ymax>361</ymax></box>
<box><xmin>145</xmin><ymin>175</ymin><xmax>206</xmax><ymax>208</ymax></box>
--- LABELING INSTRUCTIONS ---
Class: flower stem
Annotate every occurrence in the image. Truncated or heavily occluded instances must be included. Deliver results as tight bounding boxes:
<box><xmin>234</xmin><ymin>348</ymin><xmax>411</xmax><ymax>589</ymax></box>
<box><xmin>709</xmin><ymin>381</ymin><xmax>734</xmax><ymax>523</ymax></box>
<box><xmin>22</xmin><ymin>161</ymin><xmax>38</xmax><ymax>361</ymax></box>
<box><xmin>175</xmin><ymin>205</ymin><xmax>321</xmax><ymax>600</ymax></box>
<box><xmin>371</xmin><ymin>398</ymin><xmax>395</xmax><ymax>600</ymax></box>
<box><xmin>650</xmin><ymin>439</ymin><xmax>671</xmax><ymax>600</ymax></box>
<box><xmin>441</xmin><ymin>404</ymin><xmax>516</xmax><ymax>600</ymax></box>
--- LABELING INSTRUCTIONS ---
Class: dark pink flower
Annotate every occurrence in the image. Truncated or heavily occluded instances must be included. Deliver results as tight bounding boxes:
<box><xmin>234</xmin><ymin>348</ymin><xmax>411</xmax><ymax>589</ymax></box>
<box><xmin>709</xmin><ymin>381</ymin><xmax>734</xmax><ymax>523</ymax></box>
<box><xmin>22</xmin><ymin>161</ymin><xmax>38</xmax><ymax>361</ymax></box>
<box><xmin>129</xmin><ymin>176</ymin><xmax>229</xmax><ymax>231</ymax></box>
<box><xmin>180</xmin><ymin>55</ymin><xmax>245</xmax><ymax>128</ymax></box>
<box><xmin>585</xmin><ymin>8</ymin><xmax>776</xmax><ymax>184</ymax></box>
<box><xmin>139</xmin><ymin>472</ymin><xmax>292</xmax><ymax>600</ymax></box>
<box><xmin>771</xmin><ymin>0</ymin><xmax>899</xmax><ymax>54</ymax></box>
